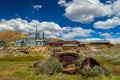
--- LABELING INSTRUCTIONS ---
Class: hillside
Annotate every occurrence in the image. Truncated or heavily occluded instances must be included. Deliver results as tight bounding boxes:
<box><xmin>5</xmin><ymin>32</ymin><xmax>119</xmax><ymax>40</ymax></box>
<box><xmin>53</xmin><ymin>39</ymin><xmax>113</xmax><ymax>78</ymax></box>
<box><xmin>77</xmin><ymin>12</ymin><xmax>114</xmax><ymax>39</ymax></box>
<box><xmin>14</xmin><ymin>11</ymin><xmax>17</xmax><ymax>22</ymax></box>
<box><xmin>0</xmin><ymin>30</ymin><xmax>27</xmax><ymax>46</ymax></box>
<box><xmin>48</xmin><ymin>38</ymin><xmax>63</xmax><ymax>41</ymax></box>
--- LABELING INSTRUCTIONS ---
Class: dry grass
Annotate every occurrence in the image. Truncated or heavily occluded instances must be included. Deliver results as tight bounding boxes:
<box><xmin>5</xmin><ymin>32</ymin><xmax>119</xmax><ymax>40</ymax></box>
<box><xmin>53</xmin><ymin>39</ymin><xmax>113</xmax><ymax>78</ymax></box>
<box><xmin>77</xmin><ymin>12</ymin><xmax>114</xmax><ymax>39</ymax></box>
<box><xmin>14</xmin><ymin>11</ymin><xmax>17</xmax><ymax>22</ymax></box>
<box><xmin>0</xmin><ymin>44</ymin><xmax>120</xmax><ymax>80</ymax></box>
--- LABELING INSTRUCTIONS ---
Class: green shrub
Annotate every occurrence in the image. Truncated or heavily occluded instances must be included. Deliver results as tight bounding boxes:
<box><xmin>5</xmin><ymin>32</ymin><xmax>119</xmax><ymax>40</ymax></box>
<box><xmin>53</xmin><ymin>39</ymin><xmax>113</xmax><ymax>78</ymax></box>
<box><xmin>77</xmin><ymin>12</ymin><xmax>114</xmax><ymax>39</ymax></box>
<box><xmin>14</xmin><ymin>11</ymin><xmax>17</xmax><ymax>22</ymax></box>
<box><xmin>81</xmin><ymin>66</ymin><xmax>102</xmax><ymax>77</ymax></box>
<box><xmin>81</xmin><ymin>66</ymin><xmax>92</xmax><ymax>77</ymax></box>
<box><xmin>34</xmin><ymin>57</ymin><xmax>63</xmax><ymax>75</ymax></box>
<box><xmin>81</xmin><ymin>66</ymin><xmax>111</xmax><ymax>77</ymax></box>
<box><xmin>75</xmin><ymin>58</ymin><xmax>82</xmax><ymax>69</ymax></box>
<box><xmin>103</xmin><ymin>67</ymin><xmax>112</xmax><ymax>76</ymax></box>
<box><xmin>90</xmin><ymin>66</ymin><xmax>102</xmax><ymax>77</ymax></box>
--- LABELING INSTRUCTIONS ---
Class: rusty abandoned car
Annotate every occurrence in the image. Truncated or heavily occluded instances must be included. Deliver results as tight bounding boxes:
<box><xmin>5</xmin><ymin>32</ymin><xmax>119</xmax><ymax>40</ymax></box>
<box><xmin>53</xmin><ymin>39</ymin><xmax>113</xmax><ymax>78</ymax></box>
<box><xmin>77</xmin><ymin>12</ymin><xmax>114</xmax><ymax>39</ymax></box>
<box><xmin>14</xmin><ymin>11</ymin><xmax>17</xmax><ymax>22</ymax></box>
<box><xmin>81</xmin><ymin>57</ymin><xmax>100</xmax><ymax>69</ymax></box>
<box><xmin>52</xmin><ymin>52</ymin><xmax>79</xmax><ymax>67</ymax></box>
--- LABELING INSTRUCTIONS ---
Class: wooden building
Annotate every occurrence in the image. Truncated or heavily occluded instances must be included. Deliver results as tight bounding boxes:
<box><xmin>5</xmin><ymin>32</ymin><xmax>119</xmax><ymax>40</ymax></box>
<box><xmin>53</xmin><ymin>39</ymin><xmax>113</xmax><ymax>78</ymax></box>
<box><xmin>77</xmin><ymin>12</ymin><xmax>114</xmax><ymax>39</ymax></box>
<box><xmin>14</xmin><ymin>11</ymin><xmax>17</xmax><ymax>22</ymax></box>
<box><xmin>14</xmin><ymin>27</ymin><xmax>48</xmax><ymax>47</ymax></box>
<box><xmin>46</xmin><ymin>41</ymin><xmax>81</xmax><ymax>47</ymax></box>
<box><xmin>90</xmin><ymin>40</ymin><xmax>110</xmax><ymax>45</ymax></box>
<box><xmin>89</xmin><ymin>40</ymin><xmax>114</xmax><ymax>48</ymax></box>
<box><xmin>46</xmin><ymin>41</ymin><xmax>64</xmax><ymax>47</ymax></box>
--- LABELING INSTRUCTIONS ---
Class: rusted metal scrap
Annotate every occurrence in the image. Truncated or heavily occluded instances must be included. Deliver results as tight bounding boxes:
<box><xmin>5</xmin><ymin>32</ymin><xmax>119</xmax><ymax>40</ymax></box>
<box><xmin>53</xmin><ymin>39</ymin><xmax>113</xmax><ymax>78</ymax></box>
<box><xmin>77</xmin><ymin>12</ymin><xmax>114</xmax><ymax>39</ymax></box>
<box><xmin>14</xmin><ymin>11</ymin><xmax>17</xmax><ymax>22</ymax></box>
<box><xmin>81</xmin><ymin>57</ymin><xmax>100</xmax><ymax>69</ymax></box>
<box><xmin>20</xmin><ymin>50</ymin><xmax>29</xmax><ymax>54</ymax></box>
<box><xmin>52</xmin><ymin>52</ymin><xmax>79</xmax><ymax>67</ymax></box>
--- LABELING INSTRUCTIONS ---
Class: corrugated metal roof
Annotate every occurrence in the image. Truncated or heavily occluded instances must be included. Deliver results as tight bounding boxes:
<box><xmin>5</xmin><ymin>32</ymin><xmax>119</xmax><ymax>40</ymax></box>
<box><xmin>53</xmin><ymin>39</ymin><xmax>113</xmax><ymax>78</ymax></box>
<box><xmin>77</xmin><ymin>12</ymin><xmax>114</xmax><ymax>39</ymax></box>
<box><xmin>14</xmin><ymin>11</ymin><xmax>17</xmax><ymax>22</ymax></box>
<box><xmin>63</xmin><ymin>44</ymin><xmax>78</xmax><ymax>46</ymax></box>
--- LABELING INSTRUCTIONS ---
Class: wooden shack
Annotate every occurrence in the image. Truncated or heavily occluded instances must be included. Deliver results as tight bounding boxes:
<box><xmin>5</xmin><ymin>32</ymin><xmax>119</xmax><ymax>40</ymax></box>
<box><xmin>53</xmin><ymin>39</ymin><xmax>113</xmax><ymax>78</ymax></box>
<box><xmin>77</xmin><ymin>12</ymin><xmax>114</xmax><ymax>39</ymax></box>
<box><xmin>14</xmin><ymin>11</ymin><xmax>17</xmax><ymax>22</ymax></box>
<box><xmin>46</xmin><ymin>41</ymin><xmax>63</xmax><ymax>47</ymax></box>
<box><xmin>89</xmin><ymin>40</ymin><xmax>114</xmax><ymax>48</ymax></box>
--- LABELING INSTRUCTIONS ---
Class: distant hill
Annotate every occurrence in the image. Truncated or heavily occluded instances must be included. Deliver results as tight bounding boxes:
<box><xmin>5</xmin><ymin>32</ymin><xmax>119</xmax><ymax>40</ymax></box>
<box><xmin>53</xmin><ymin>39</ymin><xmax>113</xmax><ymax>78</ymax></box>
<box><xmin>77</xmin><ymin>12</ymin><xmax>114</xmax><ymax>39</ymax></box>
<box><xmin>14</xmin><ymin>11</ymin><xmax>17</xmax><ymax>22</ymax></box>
<box><xmin>0</xmin><ymin>30</ymin><xmax>27</xmax><ymax>46</ymax></box>
<box><xmin>48</xmin><ymin>38</ymin><xmax>63</xmax><ymax>41</ymax></box>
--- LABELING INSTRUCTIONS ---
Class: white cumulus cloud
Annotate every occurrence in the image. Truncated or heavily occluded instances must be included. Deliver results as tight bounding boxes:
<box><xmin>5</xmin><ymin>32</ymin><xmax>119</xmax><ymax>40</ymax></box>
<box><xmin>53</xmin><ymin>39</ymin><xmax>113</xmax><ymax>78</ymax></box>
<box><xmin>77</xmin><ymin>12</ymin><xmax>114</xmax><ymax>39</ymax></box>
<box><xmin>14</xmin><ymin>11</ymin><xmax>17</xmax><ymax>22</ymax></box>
<box><xmin>94</xmin><ymin>17</ymin><xmax>120</xmax><ymax>29</ymax></box>
<box><xmin>109</xmin><ymin>38</ymin><xmax>120</xmax><ymax>43</ymax></box>
<box><xmin>58</xmin><ymin>0</ymin><xmax>112</xmax><ymax>23</ymax></box>
<box><xmin>61</xmin><ymin>27</ymin><xmax>94</xmax><ymax>40</ymax></box>
<box><xmin>99</xmin><ymin>33</ymin><xmax>112</xmax><ymax>38</ymax></box>
<box><xmin>112</xmin><ymin>0</ymin><xmax>120</xmax><ymax>16</ymax></box>
<box><xmin>32</xmin><ymin>5</ymin><xmax>42</xmax><ymax>10</ymax></box>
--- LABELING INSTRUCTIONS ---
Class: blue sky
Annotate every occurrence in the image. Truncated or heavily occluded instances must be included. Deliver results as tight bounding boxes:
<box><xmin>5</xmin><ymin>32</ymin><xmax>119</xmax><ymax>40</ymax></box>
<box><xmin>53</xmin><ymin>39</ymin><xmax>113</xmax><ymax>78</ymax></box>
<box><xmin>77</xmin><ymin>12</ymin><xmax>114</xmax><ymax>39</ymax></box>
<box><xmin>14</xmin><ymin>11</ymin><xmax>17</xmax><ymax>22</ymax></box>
<box><xmin>0</xmin><ymin>0</ymin><xmax>120</xmax><ymax>43</ymax></box>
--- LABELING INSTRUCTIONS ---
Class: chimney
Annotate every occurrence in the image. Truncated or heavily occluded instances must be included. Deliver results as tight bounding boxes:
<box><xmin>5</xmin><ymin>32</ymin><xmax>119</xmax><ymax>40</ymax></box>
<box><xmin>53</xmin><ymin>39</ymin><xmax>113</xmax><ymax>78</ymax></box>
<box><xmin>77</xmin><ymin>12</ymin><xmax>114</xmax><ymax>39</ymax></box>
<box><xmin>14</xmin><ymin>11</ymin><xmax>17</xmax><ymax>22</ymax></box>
<box><xmin>43</xmin><ymin>32</ymin><xmax>44</xmax><ymax>40</ymax></box>
<box><xmin>35</xmin><ymin>27</ymin><xmax>37</xmax><ymax>35</ymax></box>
